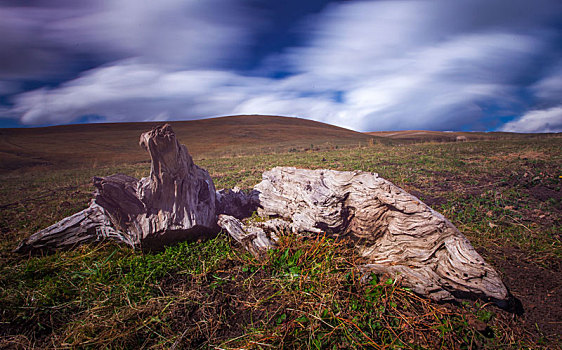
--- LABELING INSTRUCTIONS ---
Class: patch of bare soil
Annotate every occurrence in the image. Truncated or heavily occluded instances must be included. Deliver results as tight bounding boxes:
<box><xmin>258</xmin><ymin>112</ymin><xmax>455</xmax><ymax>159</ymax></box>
<box><xmin>408</xmin><ymin>189</ymin><xmax>448</xmax><ymax>208</ymax></box>
<box><xmin>413</xmin><ymin>164</ymin><xmax>561</xmax><ymax>344</ymax></box>
<box><xmin>482</xmin><ymin>245</ymin><xmax>562</xmax><ymax>343</ymax></box>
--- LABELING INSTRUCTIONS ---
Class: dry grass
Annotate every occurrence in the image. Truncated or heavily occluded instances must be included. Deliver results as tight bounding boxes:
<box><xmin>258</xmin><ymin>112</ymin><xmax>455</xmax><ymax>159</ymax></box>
<box><xmin>0</xmin><ymin>115</ymin><xmax>384</xmax><ymax>173</ymax></box>
<box><xmin>367</xmin><ymin>129</ymin><xmax>555</xmax><ymax>143</ymax></box>
<box><xmin>0</xmin><ymin>118</ymin><xmax>560</xmax><ymax>349</ymax></box>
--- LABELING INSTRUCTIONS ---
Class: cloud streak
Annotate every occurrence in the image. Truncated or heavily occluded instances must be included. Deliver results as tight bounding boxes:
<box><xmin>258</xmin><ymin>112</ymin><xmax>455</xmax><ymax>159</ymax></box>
<box><xmin>10</xmin><ymin>62</ymin><xmax>257</xmax><ymax>125</ymax></box>
<box><xmin>1</xmin><ymin>0</ymin><xmax>561</xmax><ymax>132</ymax></box>
<box><xmin>500</xmin><ymin>106</ymin><xmax>562</xmax><ymax>133</ymax></box>
<box><xmin>0</xmin><ymin>0</ymin><xmax>258</xmax><ymax>81</ymax></box>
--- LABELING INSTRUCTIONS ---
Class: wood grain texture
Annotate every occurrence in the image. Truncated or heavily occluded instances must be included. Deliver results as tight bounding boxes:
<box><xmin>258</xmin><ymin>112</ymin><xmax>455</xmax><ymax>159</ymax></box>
<box><xmin>108</xmin><ymin>124</ymin><xmax>218</xmax><ymax>248</ymax></box>
<box><xmin>14</xmin><ymin>202</ymin><xmax>130</xmax><ymax>253</ymax></box>
<box><xmin>248</xmin><ymin>167</ymin><xmax>508</xmax><ymax>302</ymax></box>
<box><xmin>217</xmin><ymin>215</ymin><xmax>283</xmax><ymax>257</ymax></box>
<box><xmin>15</xmin><ymin>124</ymin><xmax>218</xmax><ymax>252</ymax></box>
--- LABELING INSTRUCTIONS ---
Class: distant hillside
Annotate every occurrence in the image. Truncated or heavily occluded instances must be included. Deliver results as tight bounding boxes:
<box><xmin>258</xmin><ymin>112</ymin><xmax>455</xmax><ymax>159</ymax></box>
<box><xmin>0</xmin><ymin>115</ymin><xmax>383</xmax><ymax>172</ymax></box>
<box><xmin>367</xmin><ymin>130</ymin><xmax>553</xmax><ymax>142</ymax></box>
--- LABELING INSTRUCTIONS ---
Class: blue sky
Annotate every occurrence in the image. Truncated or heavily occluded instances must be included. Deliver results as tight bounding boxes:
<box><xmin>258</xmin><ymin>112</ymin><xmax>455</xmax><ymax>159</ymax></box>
<box><xmin>0</xmin><ymin>0</ymin><xmax>561</xmax><ymax>132</ymax></box>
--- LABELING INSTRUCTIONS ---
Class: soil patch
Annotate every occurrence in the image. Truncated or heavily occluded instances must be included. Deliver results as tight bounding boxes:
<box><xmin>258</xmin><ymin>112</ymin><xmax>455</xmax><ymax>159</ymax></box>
<box><xmin>483</xmin><ymin>245</ymin><xmax>562</xmax><ymax>342</ymax></box>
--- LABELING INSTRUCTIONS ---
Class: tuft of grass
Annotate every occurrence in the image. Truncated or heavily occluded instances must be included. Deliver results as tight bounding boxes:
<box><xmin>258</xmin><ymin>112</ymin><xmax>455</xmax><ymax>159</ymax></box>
<box><xmin>215</xmin><ymin>233</ymin><xmax>531</xmax><ymax>349</ymax></box>
<box><xmin>0</xmin><ymin>236</ymin><xmax>232</xmax><ymax>348</ymax></box>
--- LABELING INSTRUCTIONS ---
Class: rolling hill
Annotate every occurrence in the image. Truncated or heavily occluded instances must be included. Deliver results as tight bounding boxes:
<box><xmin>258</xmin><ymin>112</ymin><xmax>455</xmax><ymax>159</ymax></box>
<box><xmin>366</xmin><ymin>130</ymin><xmax>548</xmax><ymax>142</ymax></box>
<box><xmin>0</xmin><ymin>115</ymin><xmax>383</xmax><ymax>173</ymax></box>
<box><xmin>1</xmin><ymin>115</ymin><xmax>556</xmax><ymax>174</ymax></box>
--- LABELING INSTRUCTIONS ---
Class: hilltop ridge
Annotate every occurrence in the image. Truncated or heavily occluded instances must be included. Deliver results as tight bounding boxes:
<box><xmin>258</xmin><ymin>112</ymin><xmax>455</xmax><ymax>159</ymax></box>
<box><xmin>0</xmin><ymin>115</ymin><xmax>381</xmax><ymax>172</ymax></box>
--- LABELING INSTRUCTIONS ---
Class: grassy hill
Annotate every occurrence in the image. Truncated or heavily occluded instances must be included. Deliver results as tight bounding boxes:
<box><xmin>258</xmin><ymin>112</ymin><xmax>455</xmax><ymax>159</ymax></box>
<box><xmin>0</xmin><ymin>115</ymin><xmax>383</xmax><ymax>173</ymax></box>
<box><xmin>367</xmin><ymin>130</ymin><xmax>551</xmax><ymax>143</ymax></box>
<box><xmin>0</xmin><ymin>117</ymin><xmax>560</xmax><ymax>348</ymax></box>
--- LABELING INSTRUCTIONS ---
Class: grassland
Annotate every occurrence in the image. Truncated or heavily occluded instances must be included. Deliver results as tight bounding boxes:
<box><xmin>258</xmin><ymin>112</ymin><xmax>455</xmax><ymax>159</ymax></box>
<box><xmin>367</xmin><ymin>130</ymin><xmax>547</xmax><ymax>143</ymax></box>
<box><xmin>0</xmin><ymin>117</ymin><xmax>560</xmax><ymax>349</ymax></box>
<box><xmin>0</xmin><ymin>115</ymin><xmax>384</xmax><ymax>173</ymax></box>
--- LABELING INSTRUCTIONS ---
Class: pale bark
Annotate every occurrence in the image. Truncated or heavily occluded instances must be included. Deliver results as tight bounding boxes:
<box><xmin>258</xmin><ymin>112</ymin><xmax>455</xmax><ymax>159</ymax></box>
<box><xmin>218</xmin><ymin>167</ymin><xmax>508</xmax><ymax>302</ymax></box>
<box><xmin>15</xmin><ymin>124</ymin><xmax>217</xmax><ymax>252</ymax></box>
<box><xmin>14</xmin><ymin>203</ymin><xmax>131</xmax><ymax>253</ymax></box>
<box><xmin>217</xmin><ymin>215</ymin><xmax>284</xmax><ymax>257</ymax></box>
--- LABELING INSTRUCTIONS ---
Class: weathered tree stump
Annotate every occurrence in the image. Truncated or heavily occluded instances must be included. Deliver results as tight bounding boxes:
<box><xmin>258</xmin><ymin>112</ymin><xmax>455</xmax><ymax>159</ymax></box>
<box><xmin>15</xmin><ymin>124</ymin><xmax>509</xmax><ymax>304</ymax></box>
<box><xmin>15</xmin><ymin>124</ymin><xmax>218</xmax><ymax>252</ymax></box>
<box><xmin>98</xmin><ymin>124</ymin><xmax>218</xmax><ymax>248</ymax></box>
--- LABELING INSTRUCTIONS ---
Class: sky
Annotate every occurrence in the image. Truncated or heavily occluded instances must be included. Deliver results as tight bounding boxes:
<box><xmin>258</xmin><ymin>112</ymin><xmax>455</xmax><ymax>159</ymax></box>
<box><xmin>0</xmin><ymin>0</ymin><xmax>561</xmax><ymax>132</ymax></box>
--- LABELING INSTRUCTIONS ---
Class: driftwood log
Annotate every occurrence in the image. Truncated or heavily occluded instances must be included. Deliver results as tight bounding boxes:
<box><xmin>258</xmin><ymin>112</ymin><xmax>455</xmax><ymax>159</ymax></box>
<box><xmin>13</xmin><ymin>203</ymin><xmax>132</xmax><ymax>251</ymax></box>
<box><xmin>15</xmin><ymin>124</ymin><xmax>508</xmax><ymax>304</ymax></box>
<box><xmin>218</xmin><ymin>168</ymin><xmax>508</xmax><ymax>302</ymax></box>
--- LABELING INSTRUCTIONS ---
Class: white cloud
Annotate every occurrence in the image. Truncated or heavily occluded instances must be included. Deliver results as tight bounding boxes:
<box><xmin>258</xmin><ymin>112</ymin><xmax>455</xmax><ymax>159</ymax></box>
<box><xmin>11</xmin><ymin>61</ymin><xmax>276</xmax><ymax>125</ymax></box>
<box><xmin>7</xmin><ymin>59</ymin><xmax>346</xmax><ymax>127</ymax></box>
<box><xmin>532</xmin><ymin>63</ymin><xmax>562</xmax><ymax>104</ymax></box>
<box><xmin>46</xmin><ymin>0</ymin><xmax>259</xmax><ymax>68</ymax></box>
<box><xmin>2</xmin><ymin>0</ymin><xmax>561</xmax><ymax>131</ymax></box>
<box><xmin>500</xmin><ymin>106</ymin><xmax>562</xmax><ymax>133</ymax></box>
<box><xmin>0</xmin><ymin>0</ymin><xmax>259</xmax><ymax>80</ymax></box>
<box><xmin>2</xmin><ymin>25</ymin><xmax>548</xmax><ymax>130</ymax></box>
<box><xmin>278</xmin><ymin>0</ymin><xmax>546</xmax><ymax>131</ymax></box>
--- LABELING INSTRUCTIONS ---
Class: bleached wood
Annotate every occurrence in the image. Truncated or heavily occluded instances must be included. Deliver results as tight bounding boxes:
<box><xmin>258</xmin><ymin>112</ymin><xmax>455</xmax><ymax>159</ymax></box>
<box><xmin>14</xmin><ymin>203</ymin><xmax>131</xmax><ymax>253</ymax></box>
<box><xmin>99</xmin><ymin>124</ymin><xmax>218</xmax><ymax>248</ymax></box>
<box><xmin>217</xmin><ymin>215</ymin><xmax>283</xmax><ymax>257</ymax></box>
<box><xmin>15</xmin><ymin>124</ymin><xmax>218</xmax><ymax>252</ymax></box>
<box><xmin>246</xmin><ymin>167</ymin><xmax>508</xmax><ymax>302</ymax></box>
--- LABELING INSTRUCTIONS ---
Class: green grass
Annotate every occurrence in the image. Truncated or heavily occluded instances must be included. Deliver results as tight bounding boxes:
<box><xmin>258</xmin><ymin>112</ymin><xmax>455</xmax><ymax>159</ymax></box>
<box><xmin>1</xmin><ymin>134</ymin><xmax>561</xmax><ymax>348</ymax></box>
<box><xmin>0</xmin><ymin>237</ymin><xmax>233</xmax><ymax>348</ymax></box>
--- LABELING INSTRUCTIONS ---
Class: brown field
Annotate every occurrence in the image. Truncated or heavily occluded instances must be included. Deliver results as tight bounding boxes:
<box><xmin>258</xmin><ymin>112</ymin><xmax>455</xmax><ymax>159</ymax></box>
<box><xmin>0</xmin><ymin>116</ymin><xmax>560</xmax><ymax>349</ymax></box>
<box><xmin>0</xmin><ymin>115</ymin><xmax>383</xmax><ymax>173</ymax></box>
<box><xmin>367</xmin><ymin>129</ymin><xmax>556</xmax><ymax>143</ymax></box>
